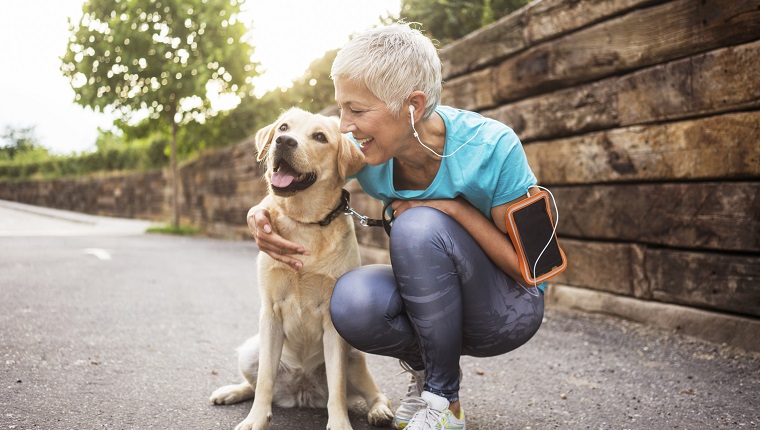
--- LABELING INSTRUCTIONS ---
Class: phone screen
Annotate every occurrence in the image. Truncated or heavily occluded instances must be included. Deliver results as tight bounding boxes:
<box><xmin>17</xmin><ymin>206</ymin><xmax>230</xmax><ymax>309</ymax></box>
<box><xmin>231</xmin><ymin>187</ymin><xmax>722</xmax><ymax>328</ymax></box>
<box><xmin>511</xmin><ymin>198</ymin><xmax>564</xmax><ymax>278</ymax></box>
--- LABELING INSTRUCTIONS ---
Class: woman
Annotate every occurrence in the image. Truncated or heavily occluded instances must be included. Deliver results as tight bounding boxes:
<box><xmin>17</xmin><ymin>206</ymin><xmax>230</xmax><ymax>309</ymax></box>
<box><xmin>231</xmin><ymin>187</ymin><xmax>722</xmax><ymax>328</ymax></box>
<box><xmin>248</xmin><ymin>23</ymin><xmax>545</xmax><ymax>430</ymax></box>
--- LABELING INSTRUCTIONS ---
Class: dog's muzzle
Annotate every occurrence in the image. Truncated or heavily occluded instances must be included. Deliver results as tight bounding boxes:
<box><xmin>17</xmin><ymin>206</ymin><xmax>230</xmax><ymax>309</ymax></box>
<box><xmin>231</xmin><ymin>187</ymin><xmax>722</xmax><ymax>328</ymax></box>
<box><xmin>270</xmin><ymin>136</ymin><xmax>317</xmax><ymax>196</ymax></box>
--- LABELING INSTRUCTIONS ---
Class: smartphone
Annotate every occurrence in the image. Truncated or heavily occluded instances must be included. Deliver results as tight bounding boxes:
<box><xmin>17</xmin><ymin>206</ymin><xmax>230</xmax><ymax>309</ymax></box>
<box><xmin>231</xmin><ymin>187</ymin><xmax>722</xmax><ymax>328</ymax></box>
<box><xmin>506</xmin><ymin>190</ymin><xmax>567</xmax><ymax>284</ymax></box>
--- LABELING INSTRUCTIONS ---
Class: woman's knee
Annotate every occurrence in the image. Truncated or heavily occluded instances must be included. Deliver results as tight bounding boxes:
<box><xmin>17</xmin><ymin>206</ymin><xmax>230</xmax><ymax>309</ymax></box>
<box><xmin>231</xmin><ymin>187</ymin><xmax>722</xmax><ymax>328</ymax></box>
<box><xmin>390</xmin><ymin>207</ymin><xmax>455</xmax><ymax>244</ymax></box>
<box><xmin>330</xmin><ymin>265</ymin><xmax>397</xmax><ymax>342</ymax></box>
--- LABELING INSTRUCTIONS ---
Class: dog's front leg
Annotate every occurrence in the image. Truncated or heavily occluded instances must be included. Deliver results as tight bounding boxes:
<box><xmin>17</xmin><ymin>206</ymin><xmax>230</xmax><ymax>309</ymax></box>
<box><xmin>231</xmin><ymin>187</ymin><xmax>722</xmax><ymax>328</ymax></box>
<box><xmin>323</xmin><ymin>321</ymin><xmax>353</xmax><ymax>430</ymax></box>
<box><xmin>345</xmin><ymin>349</ymin><xmax>394</xmax><ymax>427</ymax></box>
<box><xmin>236</xmin><ymin>304</ymin><xmax>284</xmax><ymax>430</ymax></box>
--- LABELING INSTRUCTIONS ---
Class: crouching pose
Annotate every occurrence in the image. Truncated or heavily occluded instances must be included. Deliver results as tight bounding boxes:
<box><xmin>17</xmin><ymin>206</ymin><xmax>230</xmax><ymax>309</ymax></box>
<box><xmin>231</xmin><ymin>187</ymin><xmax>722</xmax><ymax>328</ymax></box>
<box><xmin>249</xmin><ymin>23</ymin><xmax>545</xmax><ymax>430</ymax></box>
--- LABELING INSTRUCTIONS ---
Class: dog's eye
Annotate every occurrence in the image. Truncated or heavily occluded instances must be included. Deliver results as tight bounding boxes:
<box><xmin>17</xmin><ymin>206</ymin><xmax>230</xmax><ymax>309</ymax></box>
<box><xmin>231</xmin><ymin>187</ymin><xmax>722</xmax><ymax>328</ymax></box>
<box><xmin>279</xmin><ymin>123</ymin><xmax>288</xmax><ymax>131</ymax></box>
<box><xmin>313</xmin><ymin>132</ymin><xmax>327</xmax><ymax>143</ymax></box>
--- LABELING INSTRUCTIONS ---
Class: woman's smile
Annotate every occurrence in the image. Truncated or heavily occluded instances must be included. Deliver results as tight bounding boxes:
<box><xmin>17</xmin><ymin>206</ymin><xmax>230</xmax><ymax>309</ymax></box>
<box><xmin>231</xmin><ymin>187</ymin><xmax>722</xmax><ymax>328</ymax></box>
<box><xmin>354</xmin><ymin>136</ymin><xmax>374</xmax><ymax>151</ymax></box>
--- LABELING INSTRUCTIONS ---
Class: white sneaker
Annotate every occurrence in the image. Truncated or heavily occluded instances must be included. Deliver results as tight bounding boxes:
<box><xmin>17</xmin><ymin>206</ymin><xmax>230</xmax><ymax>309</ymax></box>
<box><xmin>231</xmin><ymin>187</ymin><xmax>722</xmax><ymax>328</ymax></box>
<box><xmin>393</xmin><ymin>361</ymin><xmax>426</xmax><ymax>429</ymax></box>
<box><xmin>406</xmin><ymin>391</ymin><xmax>466</xmax><ymax>430</ymax></box>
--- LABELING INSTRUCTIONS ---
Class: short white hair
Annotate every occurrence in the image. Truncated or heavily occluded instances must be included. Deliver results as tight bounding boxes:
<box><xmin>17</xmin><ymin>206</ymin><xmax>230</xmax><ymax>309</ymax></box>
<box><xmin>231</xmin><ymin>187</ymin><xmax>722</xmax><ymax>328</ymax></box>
<box><xmin>331</xmin><ymin>22</ymin><xmax>442</xmax><ymax>119</ymax></box>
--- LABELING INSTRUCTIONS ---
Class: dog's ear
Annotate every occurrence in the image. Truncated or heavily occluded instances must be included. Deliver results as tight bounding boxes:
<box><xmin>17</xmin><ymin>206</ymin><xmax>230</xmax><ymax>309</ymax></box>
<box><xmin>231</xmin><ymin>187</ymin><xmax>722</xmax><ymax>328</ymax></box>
<box><xmin>337</xmin><ymin>134</ymin><xmax>366</xmax><ymax>180</ymax></box>
<box><xmin>255</xmin><ymin>123</ymin><xmax>276</xmax><ymax>162</ymax></box>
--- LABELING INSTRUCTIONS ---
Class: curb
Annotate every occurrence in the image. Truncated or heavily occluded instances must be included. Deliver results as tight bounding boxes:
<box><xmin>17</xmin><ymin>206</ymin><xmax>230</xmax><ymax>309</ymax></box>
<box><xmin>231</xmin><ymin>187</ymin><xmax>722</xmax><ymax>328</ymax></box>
<box><xmin>546</xmin><ymin>283</ymin><xmax>760</xmax><ymax>353</ymax></box>
<box><xmin>0</xmin><ymin>199</ymin><xmax>160</xmax><ymax>236</ymax></box>
<box><xmin>0</xmin><ymin>199</ymin><xmax>101</xmax><ymax>224</ymax></box>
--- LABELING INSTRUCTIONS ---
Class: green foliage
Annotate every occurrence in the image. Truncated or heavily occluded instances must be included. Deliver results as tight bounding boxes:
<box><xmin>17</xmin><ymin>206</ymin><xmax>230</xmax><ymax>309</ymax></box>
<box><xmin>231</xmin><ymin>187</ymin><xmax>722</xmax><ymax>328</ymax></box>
<box><xmin>61</xmin><ymin>0</ymin><xmax>258</xmax><ymax>127</ymax></box>
<box><xmin>0</xmin><ymin>128</ymin><xmax>168</xmax><ymax>181</ymax></box>
<box><xmin>396</xmin><ymin>0</ymin><xmax>530</xmax><ymax>45</ymax></box>
<box><xmin>186</xmin><ymin>48</ymin><xmax>340</xmax><ymax>146</ymax></box>
<box><xmin>481</xmin><ymin>0</ymin><xmax>496</xmax><ymax>27</ymax></box>
<box><xmin>0</xmin><ymin>126</ymin><xmax>48</xmax><ymax>162</ymax></box>
<box><xmin>146</xmin><ymin>224</ymin><xmax>201</xmax><ymax>236</ymax></box>
<box><xmin>94</xmin><ymin>128</ymin><xmax>170</xmax><ymax>169</ymax></box>
<box><xmin>284</xmin><ymin>49</ymin><xmax>339</xmax><ymax>114</ymax></box>
<box><xmin>60</xmin><ymin>0</ymin><xmax>260</xmax><ymax>226</ymax></box>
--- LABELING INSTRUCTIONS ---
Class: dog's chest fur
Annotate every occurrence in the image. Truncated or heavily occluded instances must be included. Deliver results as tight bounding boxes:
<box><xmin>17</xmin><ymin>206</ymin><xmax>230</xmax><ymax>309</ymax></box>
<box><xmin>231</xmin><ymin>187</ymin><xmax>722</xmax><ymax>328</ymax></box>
<box><xmin>257</xmin><ymin>205</ymin><xmax>360</xmax><ymax>365</ymax></box>
<box><xmin>267</xmin><ymin>204</ymin><xmax>361</xmax><ymax>278</ymax></box>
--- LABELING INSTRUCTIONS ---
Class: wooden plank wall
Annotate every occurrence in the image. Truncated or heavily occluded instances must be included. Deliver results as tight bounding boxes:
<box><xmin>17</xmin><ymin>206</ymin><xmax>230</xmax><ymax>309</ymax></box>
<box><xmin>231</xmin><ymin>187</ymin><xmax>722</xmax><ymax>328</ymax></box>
<box><xmin>436</xmin><ymin>0</ymin><xmax>760</xmax><ymax>318</ymax></box>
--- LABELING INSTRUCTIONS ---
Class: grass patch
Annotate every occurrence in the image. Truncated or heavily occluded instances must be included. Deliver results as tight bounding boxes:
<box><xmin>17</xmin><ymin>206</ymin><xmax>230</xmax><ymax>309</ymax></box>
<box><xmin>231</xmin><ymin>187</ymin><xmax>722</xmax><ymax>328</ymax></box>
<box><xmin>146</xmin><ymin>224</ymin><xmax>201</xmax><ymax>236</ymax></box>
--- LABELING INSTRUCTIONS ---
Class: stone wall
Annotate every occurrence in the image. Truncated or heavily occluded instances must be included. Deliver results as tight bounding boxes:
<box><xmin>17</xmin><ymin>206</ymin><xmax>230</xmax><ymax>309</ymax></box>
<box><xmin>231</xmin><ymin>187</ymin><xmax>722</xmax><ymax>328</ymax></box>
<box><xmin>1</xmin><ymin>0</ymin><xmax>758</xmax><ymax>349</ymax></box>
<box><xmin>0</xmin><ymin>141</ymin><xmax>266</xmax><ymax>241</ymax></box>
<box><xmin>0</xmin><ymin>171</ymin><xmax>168</xmax><ymax>220</ymax></box>
<box><xmin>176</xmin><ymin>140</ymin><xmax>267</xmax><ymax>239</ymax></box>
<box><xmin>428</xmin><ymin>0</ymin><xmax>760</xmax><ymax>347</ymax></box>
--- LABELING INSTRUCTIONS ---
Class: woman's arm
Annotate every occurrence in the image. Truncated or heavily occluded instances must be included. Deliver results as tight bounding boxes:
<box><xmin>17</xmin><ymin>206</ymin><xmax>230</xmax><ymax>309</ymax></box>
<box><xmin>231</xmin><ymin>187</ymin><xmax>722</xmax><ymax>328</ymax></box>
<box><xmin>391</xmin><ymin>192</ymin><xmax>536</xmax><ymax>285</ymax></box>
<box><xmin>247</xmin><ymin>194</ymin><xmax>309</xmax><ymax>270</ymax></box>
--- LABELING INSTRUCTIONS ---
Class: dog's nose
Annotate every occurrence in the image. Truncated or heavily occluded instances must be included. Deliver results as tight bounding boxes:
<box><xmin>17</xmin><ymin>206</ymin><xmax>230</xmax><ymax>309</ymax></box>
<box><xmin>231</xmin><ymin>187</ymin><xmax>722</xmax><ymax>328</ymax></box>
<box><xmin>275</xmin><ymin>135</ymin><xmax>298</xmax><ymax>148</ymax></box>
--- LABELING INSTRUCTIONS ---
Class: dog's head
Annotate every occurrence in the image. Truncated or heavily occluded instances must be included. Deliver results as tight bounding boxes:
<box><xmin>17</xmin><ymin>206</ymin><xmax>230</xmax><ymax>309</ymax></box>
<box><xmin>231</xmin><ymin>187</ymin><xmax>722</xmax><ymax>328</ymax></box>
<box><xmin>255</xmin><ymin>108</ymin><xmax>365</xmax><ymax>198</ymax></box>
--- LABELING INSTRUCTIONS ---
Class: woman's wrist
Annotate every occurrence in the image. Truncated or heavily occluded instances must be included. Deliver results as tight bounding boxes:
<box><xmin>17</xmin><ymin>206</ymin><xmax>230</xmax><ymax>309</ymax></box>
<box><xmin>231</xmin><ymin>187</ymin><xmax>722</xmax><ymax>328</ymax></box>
<box><xmin>447</xmin><ymin>197</ymin><xmax>473</xmax><ymax>220</ymax></box>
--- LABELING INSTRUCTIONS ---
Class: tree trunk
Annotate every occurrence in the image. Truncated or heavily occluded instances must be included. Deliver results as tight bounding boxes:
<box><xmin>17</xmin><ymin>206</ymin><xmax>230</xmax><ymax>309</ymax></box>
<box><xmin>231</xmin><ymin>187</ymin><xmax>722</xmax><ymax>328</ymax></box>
<box><xmin>171</xmin><ymin>118</ymin><xmax>179</xmax><ymax>228</ymax></box>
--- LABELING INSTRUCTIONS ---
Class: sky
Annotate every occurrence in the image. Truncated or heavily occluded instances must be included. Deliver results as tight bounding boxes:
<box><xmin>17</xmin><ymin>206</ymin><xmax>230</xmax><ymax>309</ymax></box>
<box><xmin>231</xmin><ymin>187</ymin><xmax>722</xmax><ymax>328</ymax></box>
<box><xmin>0</xmin><ymin>0</ymin><xmax>400</xmax><ymax>155</ymax></box>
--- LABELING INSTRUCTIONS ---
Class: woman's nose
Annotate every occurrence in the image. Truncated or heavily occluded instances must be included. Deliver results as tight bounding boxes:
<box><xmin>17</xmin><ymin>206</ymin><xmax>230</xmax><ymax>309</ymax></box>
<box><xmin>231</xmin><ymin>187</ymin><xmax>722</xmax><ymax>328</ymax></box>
<box><xmin>339</xmin><ymin>113</ymin><xmax>354</xmax><ymax>134</ymax></box>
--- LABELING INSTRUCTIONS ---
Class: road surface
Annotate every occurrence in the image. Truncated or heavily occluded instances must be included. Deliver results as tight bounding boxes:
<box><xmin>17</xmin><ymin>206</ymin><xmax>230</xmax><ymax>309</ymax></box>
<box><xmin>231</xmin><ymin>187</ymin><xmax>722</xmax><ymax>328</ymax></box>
<box><xmin>1</xmin><ymin>200</ymin><xmax>758</xmax><ymax>429</ymax></box>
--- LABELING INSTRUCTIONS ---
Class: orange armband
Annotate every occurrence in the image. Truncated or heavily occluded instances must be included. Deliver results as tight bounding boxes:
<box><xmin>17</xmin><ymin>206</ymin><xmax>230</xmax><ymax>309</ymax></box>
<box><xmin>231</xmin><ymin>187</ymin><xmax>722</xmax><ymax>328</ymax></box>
<box><xmin>506</xmin><ymin>190</ymin><xmax>568</xmax><ymax>285</ymax></box>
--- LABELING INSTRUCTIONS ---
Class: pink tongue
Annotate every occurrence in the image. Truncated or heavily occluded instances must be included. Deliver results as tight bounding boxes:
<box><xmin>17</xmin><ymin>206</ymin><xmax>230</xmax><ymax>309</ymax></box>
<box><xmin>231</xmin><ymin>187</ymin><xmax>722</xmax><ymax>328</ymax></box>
<box><xmin>271</xmin><ymin>165</ymin><xmax>297</xmax><ymax>188</ymax></box>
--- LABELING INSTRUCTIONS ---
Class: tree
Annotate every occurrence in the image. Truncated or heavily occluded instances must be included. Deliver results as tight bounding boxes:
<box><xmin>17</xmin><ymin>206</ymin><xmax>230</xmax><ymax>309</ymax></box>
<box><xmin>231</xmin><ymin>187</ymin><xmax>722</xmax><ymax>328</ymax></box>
<box><xmin>286</xmin><ymin>49</ymin><xmax>339</xmax><ymax>114</ymax></box>
<box><xmin>0</xmin><ymin>126</ymin><xmax>47</xmax><ymax>161</ymax></box>
<box><xmin>397</xmin><ymin>0</ymin><xmax>530</xmax><ymax>45</ymax></box>
<box><xmin>221</xmin><ymin>48</ymin><xmax>341</xmax><ymax>147</ymax></box>
<box><xmin>61</xmin><ymin>0</ymin><xmax>259</xmax><ymax>227</ymax></box>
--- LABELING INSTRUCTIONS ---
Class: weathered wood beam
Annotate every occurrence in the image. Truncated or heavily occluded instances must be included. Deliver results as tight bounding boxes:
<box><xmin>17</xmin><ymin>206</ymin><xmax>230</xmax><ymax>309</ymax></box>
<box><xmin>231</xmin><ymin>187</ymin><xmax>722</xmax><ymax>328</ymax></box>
<box><xmin>467</xmin><ymin>40</ymin><xmax>760</xmax><ymax>141</ymax></box>
<box><xmin>440</xmin><ymin>0</ymin><xmax>666</xmax><ymax>79</ymax></box>
<box><xmin>442</xmin><ymin>1</ymin><xmax>760</xmax><ymax>111</ymax></box>
<box><xmin>525</xmin><ymin>111</ymin><xmax>760</xmax><ymax>184</ymax></box>
<box><xmin>493</xmin><ymin>0</ymin><xmax>760</xmax><ymax>103</ymax></box>
<box><xmin>553</xmin><ymin>182</ymin><xmax>760</xmax><ymax>252</ymax></box>
<box><xmin>554</xmin><ymin>239</ymin><xmax>760</xmax><ymax>317</ymax></box>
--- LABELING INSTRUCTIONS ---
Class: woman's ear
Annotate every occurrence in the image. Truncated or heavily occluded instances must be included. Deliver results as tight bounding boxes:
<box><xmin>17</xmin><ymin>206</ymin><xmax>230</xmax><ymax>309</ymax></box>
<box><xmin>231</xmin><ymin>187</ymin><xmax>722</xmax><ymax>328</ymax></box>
<box><xmin>408</xmin><ymin>91</ymin><xmax>427</xmax><ymax>121</ymax></box>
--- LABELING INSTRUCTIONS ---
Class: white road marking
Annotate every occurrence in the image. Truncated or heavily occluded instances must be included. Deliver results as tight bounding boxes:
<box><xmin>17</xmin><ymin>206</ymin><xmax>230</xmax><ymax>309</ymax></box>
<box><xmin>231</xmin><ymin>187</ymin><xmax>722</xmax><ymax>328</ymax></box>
<box><xmin>83</xmin><ymin>248</ymin><xmax>112</xmax><ymax>260</ymax></box>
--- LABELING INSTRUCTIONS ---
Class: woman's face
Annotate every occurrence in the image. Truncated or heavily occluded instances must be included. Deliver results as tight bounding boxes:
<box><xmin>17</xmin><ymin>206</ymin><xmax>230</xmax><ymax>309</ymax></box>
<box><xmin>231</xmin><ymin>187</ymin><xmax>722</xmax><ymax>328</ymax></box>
<box><xmin>334</xmin><ymin>77</ymin><xmax>409</xmax><ymax>166</ymax></box>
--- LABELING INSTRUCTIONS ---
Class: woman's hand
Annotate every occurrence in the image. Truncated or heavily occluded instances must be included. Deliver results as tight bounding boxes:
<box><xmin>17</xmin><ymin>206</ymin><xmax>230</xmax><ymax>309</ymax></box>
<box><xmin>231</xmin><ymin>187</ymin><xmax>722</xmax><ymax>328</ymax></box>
<box><xmin>247</xmin><ymin>202</ymin><xmax>309</xmax><ymax>270</ymax></box>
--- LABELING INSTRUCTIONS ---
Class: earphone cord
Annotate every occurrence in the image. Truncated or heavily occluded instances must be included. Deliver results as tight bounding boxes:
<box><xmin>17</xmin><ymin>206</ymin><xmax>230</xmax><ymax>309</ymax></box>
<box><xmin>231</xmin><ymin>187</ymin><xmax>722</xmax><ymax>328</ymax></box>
<box><xmin>411</xmin><ymin>108</ymin><xmax>484</xmax><ymax>158</ymax></box>
<box><xmin>525</xmin><ymin>185</ymin><xmax>560</xmax><ymax>296</ymax></box>
<box><xmin>411</xmin><ymin>107</ymin><xmax>557</xmax><ymax>295</ymax></box>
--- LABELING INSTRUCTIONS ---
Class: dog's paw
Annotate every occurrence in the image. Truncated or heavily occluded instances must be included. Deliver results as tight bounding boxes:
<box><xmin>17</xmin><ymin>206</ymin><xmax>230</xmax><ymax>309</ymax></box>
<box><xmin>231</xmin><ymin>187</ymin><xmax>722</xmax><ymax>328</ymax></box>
<box><xmin>234</xmin><ymin>414</ymin><xmax>271</xmax><ymax>430</ymax></box>
<box><xmin>366</xmin><ymin>399</ymin><xmax>394</xmax><ymax>427</ymax></box>
<box><xmin>210</xmin><ymin>383</ymin><xmax>254</xmax><ymax>405</ymax></box>
<box><xmin>326</xmin><ymin>416</ymin><xmax>353</xmax><ymax>430</ymax></box>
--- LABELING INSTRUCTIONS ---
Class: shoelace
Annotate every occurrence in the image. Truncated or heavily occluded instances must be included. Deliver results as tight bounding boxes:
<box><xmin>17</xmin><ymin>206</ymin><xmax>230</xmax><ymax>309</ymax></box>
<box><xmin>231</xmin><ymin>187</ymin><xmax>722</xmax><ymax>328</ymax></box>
<box><xmin>406</xmin><ymin>402</ymin><xmax>446</xmax><ymax>429</ymax></box>
<box><xmin>401</xmin><ymin>396</ymin><xmax>428</xmax><ymax>411</ymax></box>
<box><xmin>398</xmin><ymin>361</ymin><xmax>424</xmax><ymax>395</ymax></box>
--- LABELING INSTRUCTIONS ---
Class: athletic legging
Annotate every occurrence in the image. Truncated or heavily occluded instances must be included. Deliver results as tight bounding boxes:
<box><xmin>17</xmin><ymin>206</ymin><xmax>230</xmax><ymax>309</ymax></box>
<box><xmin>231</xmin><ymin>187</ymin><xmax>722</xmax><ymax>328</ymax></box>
<box><xmin>330</xmin><ymin>206</ymin><xmax>544</xmax><ymax>403</ymax></box>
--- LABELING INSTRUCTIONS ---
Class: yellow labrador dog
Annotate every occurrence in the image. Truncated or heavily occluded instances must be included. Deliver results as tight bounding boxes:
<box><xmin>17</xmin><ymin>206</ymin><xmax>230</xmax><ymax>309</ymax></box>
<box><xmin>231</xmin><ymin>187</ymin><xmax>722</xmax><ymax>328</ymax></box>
<box><xmin>210</xmin><ymin>108</ymin><xmax>393</xmax><ymax>430</ymax></box>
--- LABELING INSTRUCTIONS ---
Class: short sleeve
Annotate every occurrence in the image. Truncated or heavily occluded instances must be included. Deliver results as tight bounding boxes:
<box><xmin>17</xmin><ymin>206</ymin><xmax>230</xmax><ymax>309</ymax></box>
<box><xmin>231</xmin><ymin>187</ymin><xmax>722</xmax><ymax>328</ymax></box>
<box><xmin>491</xmin><ymin>132</ymin><xmax>537</xmax><ymax>207</ymax></box>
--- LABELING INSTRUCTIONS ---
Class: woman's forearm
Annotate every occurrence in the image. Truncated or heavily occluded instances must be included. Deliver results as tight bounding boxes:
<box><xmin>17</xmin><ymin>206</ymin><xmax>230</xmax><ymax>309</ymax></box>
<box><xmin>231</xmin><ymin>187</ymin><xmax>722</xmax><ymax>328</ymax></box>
<box><xmin>445</xmin><ymin>201</ymin><xmax>526</xmax><ymax>284</ymax></box>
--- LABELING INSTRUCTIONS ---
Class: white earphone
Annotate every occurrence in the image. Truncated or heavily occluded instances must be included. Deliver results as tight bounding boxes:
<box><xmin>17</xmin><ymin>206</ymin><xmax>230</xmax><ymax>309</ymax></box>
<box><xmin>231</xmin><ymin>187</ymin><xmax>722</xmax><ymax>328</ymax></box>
<box><xmin>409</xmin><ymin>104</ymin><xmax>482</xmax><ymax>158</ymax></box>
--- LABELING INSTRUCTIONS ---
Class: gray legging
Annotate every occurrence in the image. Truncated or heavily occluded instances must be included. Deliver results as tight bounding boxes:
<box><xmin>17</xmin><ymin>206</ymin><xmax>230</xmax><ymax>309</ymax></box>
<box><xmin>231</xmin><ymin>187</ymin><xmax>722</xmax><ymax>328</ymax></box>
<box><xmin>330</xmin><ymin>206</ymin><xmax>544</xmax><ymax>403</ymax></box>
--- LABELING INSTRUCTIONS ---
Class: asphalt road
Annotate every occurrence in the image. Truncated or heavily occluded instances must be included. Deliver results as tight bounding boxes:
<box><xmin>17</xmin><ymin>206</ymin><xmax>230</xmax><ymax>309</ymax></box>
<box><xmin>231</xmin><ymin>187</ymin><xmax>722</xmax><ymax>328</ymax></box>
<box><xmin>1</xmin><ymin>200</ymin><xmax>758</xmax><ymax>430</ymax></box>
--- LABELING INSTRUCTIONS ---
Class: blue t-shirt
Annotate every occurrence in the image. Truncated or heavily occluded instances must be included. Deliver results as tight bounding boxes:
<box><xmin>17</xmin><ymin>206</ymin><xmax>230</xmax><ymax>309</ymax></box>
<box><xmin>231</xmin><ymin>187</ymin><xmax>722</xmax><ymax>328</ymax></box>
<box><xmin>353</xmin><ymin>105</ymin><xmax>537</xmax><ymax>220</ymax></box>
<box><xmin>351</xmin><ymin>106</ymin><xmax>543</xmax><ymax>290</ymax></box>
